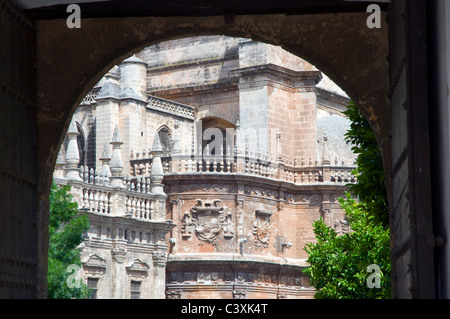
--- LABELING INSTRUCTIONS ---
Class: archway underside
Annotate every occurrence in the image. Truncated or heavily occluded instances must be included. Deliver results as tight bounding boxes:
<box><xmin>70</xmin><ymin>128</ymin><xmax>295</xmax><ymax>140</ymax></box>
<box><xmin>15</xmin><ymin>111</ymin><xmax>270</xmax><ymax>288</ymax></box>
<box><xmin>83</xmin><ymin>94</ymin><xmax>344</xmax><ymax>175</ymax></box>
<box><xmin>35</xmin><ymin>12</ymin><xmax>390</xmax><ymax>297</ymax></box>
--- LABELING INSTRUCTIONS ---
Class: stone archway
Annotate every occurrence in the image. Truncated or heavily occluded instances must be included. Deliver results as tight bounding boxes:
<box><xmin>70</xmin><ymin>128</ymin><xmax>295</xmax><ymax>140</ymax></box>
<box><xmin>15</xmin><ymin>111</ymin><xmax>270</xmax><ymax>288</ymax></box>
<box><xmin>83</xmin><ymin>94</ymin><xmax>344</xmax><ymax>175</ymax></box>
<box><xmin>36</xmin><ymin>11</ymin><xmax>390</xmax><ymax>194</ymax></box>
<box><xmin>33</xmin><ymin>11</ymin><xmax>390</xmax><ymax>298</ymax></box>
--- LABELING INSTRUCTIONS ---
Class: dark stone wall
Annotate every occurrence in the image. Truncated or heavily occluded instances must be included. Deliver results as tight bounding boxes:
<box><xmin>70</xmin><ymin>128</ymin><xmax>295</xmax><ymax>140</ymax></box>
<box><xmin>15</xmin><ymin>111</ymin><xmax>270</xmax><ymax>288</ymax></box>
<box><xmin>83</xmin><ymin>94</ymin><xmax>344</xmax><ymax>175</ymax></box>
<box><xmin>0</xmin><ymin>0</ymin><xmax>41</xmax><ymax>298</ymax></box>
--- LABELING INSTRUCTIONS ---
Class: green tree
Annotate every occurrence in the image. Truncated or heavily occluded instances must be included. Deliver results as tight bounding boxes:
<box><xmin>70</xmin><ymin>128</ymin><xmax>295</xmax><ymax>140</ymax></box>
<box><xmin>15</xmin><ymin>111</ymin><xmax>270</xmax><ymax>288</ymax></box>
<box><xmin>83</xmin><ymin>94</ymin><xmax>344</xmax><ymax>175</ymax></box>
<box><xmin>47</xmin><ymin>183</ymin><xmax>91</xmax><ymax>299</ymax></box>
<box><xmin>343</xmin><ymin>101</ymin><xmax>389</xmax><ymax>227</ymax></box>
<box><xmin>304</xmin><ymin>102</ymin><xmax>390</xmax><ymax>299</ymax></box>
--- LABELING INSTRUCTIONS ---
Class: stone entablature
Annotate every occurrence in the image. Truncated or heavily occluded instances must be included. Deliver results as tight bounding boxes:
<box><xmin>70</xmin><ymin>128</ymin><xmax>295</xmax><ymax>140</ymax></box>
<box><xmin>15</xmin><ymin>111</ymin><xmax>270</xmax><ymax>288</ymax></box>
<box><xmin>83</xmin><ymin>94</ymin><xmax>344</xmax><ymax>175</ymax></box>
<box><xmin>165</xmin><ymin>259</ymin><xmax>315</xmax><ymax>299</ymax></box>
<box><xmin>163</xmin><ymin>172</ymin><xmax>349</xmax><ymax>300</ymax></box>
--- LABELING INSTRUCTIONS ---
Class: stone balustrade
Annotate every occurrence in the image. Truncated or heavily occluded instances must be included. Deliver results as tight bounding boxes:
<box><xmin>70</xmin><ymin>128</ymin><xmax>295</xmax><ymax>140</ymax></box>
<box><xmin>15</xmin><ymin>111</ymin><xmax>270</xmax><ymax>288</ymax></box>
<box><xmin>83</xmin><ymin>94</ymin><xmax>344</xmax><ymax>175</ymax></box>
<box><xmin>129</xmin><ymin>151</ymin><xmax>356</xmax><ymax>185</ymax></box>
<box><xmin>54</xmin><ymin>167</ymin><xmax>166</xmax><ymax>223</ymax></box>
<box><xmin>54</xmin><ymin>120</ymin><xmax>168</xmax><ymax>222</ymax></box>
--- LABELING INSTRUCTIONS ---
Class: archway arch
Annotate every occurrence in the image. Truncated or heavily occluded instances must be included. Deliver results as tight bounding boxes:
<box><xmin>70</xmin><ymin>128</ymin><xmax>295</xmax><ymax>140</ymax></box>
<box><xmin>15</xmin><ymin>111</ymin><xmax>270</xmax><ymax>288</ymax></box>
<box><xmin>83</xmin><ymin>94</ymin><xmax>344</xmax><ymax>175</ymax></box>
<box><xmin>35</xmin><ymin>11</ymin><xmax>391</xmax><ymax>298</ymax></box>
<box><xmin>37</xmin><ymin>14</ymin><xmax>390</xmax><ymax>196</ymax></box>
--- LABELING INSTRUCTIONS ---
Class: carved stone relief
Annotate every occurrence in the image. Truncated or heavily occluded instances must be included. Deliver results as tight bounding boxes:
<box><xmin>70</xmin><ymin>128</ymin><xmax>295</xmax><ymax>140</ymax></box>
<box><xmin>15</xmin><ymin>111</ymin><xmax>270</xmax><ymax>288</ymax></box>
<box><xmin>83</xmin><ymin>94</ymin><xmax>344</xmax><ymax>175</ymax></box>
<box><xmin>181</xmin><ymin>199</ymin><xmax>234</xmax><ymax>245</ymax></box>
<box><xmin>233</xmin><ymin>290</ymin><xmax>247</xmax><ymax>299</ymax></box>
<box><xmin>126</xmin><ymin>259</ymin><xmax>150</xmax><ymax>279</ymax></box>
<box><xmin>252</xmin><ymin>209</ymin><xmax>273</xmax><ymax>248</ymax></box>
<box><xmin>82</xmin><ymin>254</ymin><xmax>107</xmax><ymax>277</ymax></box>
<box><xmin>166</xmin><ymin>290</ymin><xmax>181</xmax><ymax>299</ymax></box>
<box><xmin>334</xmin><ymin>218</ymin><xmax>350</xmax><ymax>235</ymax></box>
<box><xmin>243</xmin><ymin>185</ymin><xmax>322</xmax><ymax>205</ymax></box>
<box><xmin>166</xmin><ymin>270</ymin><xmax>308</xmax><ymax>291</ymax></box>
<box><xmin>152</xmin><ymin>251</ymin><xmax>168</xmax><ymax>267</ymax></box>
<box><xmin>111</xmin><ymin>246</ymin><xmax>127</xmax><ymax>263</ymax></box>
<box><xmin>178</xmin><ymin>184</ymin><xmax>236</xmax><ymax>193</ymax></box>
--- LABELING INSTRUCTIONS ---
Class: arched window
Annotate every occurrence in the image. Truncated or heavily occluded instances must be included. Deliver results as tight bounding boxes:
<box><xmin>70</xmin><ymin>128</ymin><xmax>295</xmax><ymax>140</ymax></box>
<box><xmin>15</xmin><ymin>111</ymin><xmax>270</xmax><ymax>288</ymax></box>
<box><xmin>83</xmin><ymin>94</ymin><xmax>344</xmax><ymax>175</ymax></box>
<box><xmin>200</xmin><ymin>117</ymin><xmax>235</xmax><ymax>172</ymax></box>
<box><xmin>201</xmin><ymin>117</ymin><xmax>235</xmax><ymax>157</ymax></box>
<box><xmin>156</xmin><ymin>126</ymin><xmax>172</xmax><ymax>156</ymax></box>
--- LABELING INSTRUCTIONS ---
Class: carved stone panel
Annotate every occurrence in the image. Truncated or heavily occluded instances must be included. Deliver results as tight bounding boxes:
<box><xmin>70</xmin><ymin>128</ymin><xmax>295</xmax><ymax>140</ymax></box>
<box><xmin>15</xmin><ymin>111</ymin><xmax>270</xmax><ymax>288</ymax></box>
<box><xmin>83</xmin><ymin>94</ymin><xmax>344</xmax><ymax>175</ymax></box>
<box><xmin>166</xmin><ymin>290</ymin><xmax>181</xmax><ymax>299</ymax></box>
<box><xmin>82</xmin><ymin>254</ymin><xmax>107</xmax><ymax>277</ymax></box>
<box><xmin>152</xmin><ymin>251</ymin><xmax>168</xmax><ymax>267</ymax></box>
<box><xmin>252</xmin><ymin>209</ymin><xmax>273</xmax><ymax>248</ymax></box>
<box><xmin>111</xmin><ymin>246</ymin><xmax>127</xmax><ymax>263</ymax></box>
<box><xmin>181</xmin><ymin>199</ymin><xmax>234</xmax><ymax>245</ymax></box>
<box><xmin>126</xmin><ymin>259</ymin><xmax>150</xmax><ymax>279</ymax></box>
<box><xmin>334</xmin><ymin>218</ymin><xmax>350</xmax><ymax>235</ymax></box>
<box><xmin>233</xmin><ymin>290</ymin><xmax>247</xmax><ymax>299</ymax></box>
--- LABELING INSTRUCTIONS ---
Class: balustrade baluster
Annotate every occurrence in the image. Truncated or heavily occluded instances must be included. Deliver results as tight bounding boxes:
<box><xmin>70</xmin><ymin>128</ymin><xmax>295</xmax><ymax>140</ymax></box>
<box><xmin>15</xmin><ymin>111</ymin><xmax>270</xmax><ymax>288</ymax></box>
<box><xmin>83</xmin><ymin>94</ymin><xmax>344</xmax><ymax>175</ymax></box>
<box><xmin>92</xmin><ymin>191</ymin><xmax>97</xmax><ymax>213</ymax></box>
<box><xmin>98</xmin><ymin>192</ymin><xmax>104</xmax><ymax>213</ymax></box>
<box><xmin>89</xmin><ymin>168</ymin><xmax>95</xmax><ymax>184</ymax></box>
<box><xmin>125</xmin><ymin>196</ymin><xmax>131</xmax><ymax>215</ymax></box>
<box><xmin>136</xmin><ymin>199</ymin><xmax>141</xmax><ymax>219</ymax></box>
<box><xmin>82</xmin><ymin>189</ymin><xmax>88</xmax><ymax>209</ymax></box>
<box><xmin>83</xmin><ymin>166</ymin><xmax>89</xmax><ymax>182</ymax></box>
<box><xmin>89</xmin><ymin>190</ymin><xmax>95</xmax><ymax>212</ymax></box>
<box><xmin>131</xmin><ymin>197</ymin><xmax>136</xmax><ymax>219</ymax></box>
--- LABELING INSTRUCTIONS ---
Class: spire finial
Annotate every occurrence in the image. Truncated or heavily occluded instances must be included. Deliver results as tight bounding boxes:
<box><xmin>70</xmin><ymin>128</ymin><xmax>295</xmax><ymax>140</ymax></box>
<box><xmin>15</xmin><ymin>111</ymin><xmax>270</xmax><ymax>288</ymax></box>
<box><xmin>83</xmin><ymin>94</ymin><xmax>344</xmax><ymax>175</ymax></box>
<box><xmin>64</xmin><ymin>119</ymin><xmax>82</xmax><ymax>181</ymax></box>
<box><xmin>110</xmin><ymin>125</ymin><xmax>124</xmax><ymax>188</ymax></box>
<box><xmin>100</xmin><ymin>142</ymin><xmax>112</xmax><ymax>182</ymax></box>
<box><xmin>322</xmin><ymin>134</ymin><xmax>330</xmax><ymax>165</ymax></box>
<box><xmin>150</xmin><ymin>133</ymin><xmax>165</xmax><ymax>195</ymax></box>
<box><xmin>172</xmin><ymin>120</ymin><xmax>181</xmax><ymax>155</ymax></box>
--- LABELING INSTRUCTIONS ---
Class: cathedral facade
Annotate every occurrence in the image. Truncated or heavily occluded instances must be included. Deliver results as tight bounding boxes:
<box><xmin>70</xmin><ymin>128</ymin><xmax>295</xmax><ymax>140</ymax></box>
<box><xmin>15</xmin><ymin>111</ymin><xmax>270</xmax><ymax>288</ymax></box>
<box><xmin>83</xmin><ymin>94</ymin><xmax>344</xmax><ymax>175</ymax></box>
<box><xmin>54</xmin><ymin>35</ymin><xmax>355</xmax><ymax>299</ymax></box>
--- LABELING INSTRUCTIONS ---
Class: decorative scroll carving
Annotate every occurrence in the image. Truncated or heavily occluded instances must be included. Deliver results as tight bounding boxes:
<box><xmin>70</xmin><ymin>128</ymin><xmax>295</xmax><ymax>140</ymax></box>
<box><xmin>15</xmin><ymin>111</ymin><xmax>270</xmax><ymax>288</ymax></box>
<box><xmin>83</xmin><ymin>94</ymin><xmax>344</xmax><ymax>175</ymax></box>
<box><xmin>166</xmin><ymin>290</ymin><xmax>182</xmax><ymax>299</ymax></box>
<box><xmin>111</xmin><ymin>247</ymin><xmax>127</xmax><ymax>263</ymax></box>
<box><xmin>83</xmin><ymin>254</ymin><xmax>106</xmax><ymax>269</ymax></box>
<box><xmin>252</xmin><ymin>210</ymin><xmax>273</xmax><ymax>248</ymax></box>
<box><xmin>152</xmin><ymin>251</ymin><xmax>168</xmax><ymax>267</ymax></box>
<box><xmin>182</xmin><ymin>199</ymin><xmax>234</xmax><ymax>245</ymax></box>
<box><xmin>178</xmin><ymin>184</ymin><xmax>236</xmax><ymax>193</ymax></box>
<box><xmin>233</xmin><ymin>290</ymin><xmax>247</xmax><ymax>299</ymax></box>
<box><xmin>82</xmin><ymin>254</ymin><xmax>107</xmax><ymax>277</ymax></box>
<box><xmin>334</xmin><ymin>219</ymin><xmax>350</xmax><ymax>235</ymax></box>
<box><xmin>126</xmin><ymin>259</ymin><xmax>150</xmax><ymax>279</ymax></box>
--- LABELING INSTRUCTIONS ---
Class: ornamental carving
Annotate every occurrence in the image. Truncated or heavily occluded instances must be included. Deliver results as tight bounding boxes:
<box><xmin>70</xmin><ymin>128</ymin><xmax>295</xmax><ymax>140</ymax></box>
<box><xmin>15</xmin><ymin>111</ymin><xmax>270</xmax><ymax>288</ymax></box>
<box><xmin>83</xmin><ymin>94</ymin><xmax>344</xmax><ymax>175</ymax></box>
<box><xmin>166</xmin><ymin>290</ymin><xmax>182</xmax><ymax>299</ymax></box>
<box><xmin>152</xmin><ymin>251</ymin><xmax>168</xmax><ymax>266</ymax></box>
<box><xmin>233</xmin><ymin>290</ymin><xmax>247</xmax><ymax>299</ymax></box>
<box><xmin>182</xmin><ymin>199</ymin><xmax>234</xmax><ymax>245</ymax></box>
<box><xmin>252</xmin><ymin>210</ymin><xmax>273</xmax><ymax>248</ymax></box>
<box><xmin>82</xmin><ymin>254</ymin><xmax>106</xmax><ymax>276</ymax></box>
<box><xmin>334</xmin><ymin>219</ymin><xmax>350</xmax><ymax>235</ymax></box>
<box><xmin>111</xmin><ymin>247</ymin><xmax>127</xmax><ymax>263</ymax></box>
<box><xmin>243</xmin><ymin>185</ymin><xmax>322</xmax><ymax>204</ymax></box>
<box><xmin>126</xmin><ymin>259</ymin><xmax>150</xmax><ymax>279</ymax></box>
<box><xmin>178</xmin><ymin>184</ymin><xmax>236</xmax><ymax>193</ymax></box>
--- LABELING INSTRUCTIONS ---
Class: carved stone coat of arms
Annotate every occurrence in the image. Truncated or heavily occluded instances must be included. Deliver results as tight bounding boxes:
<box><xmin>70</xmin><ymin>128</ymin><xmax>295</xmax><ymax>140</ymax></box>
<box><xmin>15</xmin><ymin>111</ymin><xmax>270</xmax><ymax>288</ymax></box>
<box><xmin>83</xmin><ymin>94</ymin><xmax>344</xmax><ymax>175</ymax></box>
<box><xmin>182</xmin><ymin>199</ymin><xmax>233</xmax><ymax>245</ymax></box>
<box><xmin>252</xmin><ymin>209</ymin><xmax>273</xmax><ymax>248</ymax></box>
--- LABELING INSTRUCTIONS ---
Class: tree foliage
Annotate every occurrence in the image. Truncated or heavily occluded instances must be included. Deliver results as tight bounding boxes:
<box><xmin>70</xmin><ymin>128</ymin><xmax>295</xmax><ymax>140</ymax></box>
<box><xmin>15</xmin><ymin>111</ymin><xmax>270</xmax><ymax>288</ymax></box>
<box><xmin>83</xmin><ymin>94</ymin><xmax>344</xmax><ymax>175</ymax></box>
<box><xmin>304</xmin><ymin>102</ymin><xmax>391</xmax><ymax>299</ymax></box>
<box><xmin>343</xmin><ymin>101</ymin><xmax>389</xmax><ymax>227</ymax></box>
<box><xmin>304</xmin><ymin>194</ymin><xmax>390</xmax><ymax>299</ymax></box>
<box><xmin>47</xmin><ymin>183</ymin><xmax>91</xmax><ymax>299</ymax></box>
